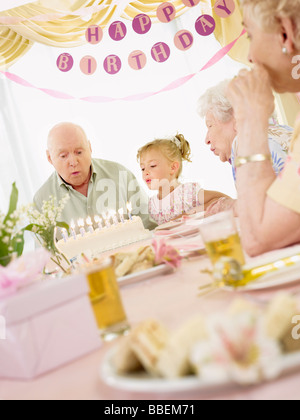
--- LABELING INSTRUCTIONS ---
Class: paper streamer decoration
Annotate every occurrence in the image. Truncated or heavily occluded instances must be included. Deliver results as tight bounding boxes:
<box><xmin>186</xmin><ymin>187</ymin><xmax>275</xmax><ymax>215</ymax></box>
<box><xmin>0</xmin><ymin>29</ymin><xmax>246</xmax><ymax>103</ymax></box>
<box><xmin>0</xmin><ymin>3</ymin><xmax>114</xmax><ymax>25</ymax></box>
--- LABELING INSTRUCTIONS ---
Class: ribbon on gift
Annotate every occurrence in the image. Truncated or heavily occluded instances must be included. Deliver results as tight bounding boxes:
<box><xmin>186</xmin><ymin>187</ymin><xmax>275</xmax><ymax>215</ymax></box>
<box><xmin>0</xmin><ymin>249</ymin><xmax>50</xmax><ymax>299</ymax></box>
<box><xmin>0</xmin><ymin>29</ymin><xmax>246</xmax><ymax>103</ymax></box>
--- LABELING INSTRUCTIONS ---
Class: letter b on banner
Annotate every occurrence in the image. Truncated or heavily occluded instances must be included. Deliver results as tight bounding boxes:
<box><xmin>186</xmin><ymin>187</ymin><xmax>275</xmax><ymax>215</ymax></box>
<box><xmin>0</xmin><ymin>315</ymin><xmax>6</xmax><ymax>340</ymax></box>
<box><xmin>57</xmin><ymin>53</ymin><xmax>74</xmax><ymax>72</ymax></box>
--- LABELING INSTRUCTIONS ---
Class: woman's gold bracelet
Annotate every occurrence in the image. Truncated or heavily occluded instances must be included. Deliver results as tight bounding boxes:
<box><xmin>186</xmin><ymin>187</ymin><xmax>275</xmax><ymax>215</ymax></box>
<box><xmin>235</xmin><ymin>154</ymin><xmax>272</xmax><ymax>168</ymax></box>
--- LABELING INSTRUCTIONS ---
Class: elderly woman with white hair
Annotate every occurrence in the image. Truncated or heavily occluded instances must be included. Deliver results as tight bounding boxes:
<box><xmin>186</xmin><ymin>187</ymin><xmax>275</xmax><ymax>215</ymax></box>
<box><xmin>225</xmin><ymin>0</ymin><xmax>300</xmax><ymax>256</ymax></box>
<box><xmin>198</xmin><ymin>79</ymin><xmax>293</xmax><ymax>184</ymax></box>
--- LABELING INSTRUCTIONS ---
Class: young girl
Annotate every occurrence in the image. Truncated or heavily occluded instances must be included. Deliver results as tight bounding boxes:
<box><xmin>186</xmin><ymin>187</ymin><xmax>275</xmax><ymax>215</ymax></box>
<box><xmin>137</xmin><ymin>134</ymin><xmax>229</xmax><ymax>225</ymax></box>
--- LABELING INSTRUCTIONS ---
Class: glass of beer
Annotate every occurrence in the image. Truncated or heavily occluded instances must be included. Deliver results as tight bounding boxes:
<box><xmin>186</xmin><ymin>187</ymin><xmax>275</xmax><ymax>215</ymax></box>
<box><xmin>200</xmin><ymin>210</ymin><xmax>245</xmax><ymax>267</ymax></box>
<box><xmin>84</xmin><ymin>258</ymin><xmax>130</xmax><ymax>341</ymax></box>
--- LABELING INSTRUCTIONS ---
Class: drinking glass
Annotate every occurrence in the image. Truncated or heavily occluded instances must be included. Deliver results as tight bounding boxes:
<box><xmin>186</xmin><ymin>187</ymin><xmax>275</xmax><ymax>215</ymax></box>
<box><xmin>200</xmin><ymin>210</ymin><xmax>245</xmax><ymax>267</ymax></box>
<box><xmin>84</xmin><ymin>258</ymin><xmax>130</xmax><ymax>341</ymax></box>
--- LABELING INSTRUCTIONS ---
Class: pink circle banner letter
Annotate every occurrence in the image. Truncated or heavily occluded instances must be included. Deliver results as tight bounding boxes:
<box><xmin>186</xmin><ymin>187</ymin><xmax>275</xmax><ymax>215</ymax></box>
<box><xmin>104</xmin><ymin>55</ymin><xmax>122</xmax><ymax>74</ymax></box>
<box><xmin>214</xmin><ymin>0</ymin><xmax>235</xmax><ymax>18</ymax></box>
<box><xmin>129</xmin><ymin>51</ymin><xmax>147</xmax><ymax>70</ymax></box>
<box><xmin>132</xmin><ymin>14</ymin><xmax>152</xmax><ymax>34</ymax></box>
<box><xmin>182</xmin><ymin>0</ymin><xmax>201</xmax><ymax>6</ymax></box>
<box><xmin>151</xmin><ymin>43</ymin><xmax>171</xmax><ymax>63</ymax></box>
<box><xmin>80</xmin><ymin>56</ymin><xmax>97</xmax><ymax>75</ymax></box>
<box><xmin>57</xmin><ymin>53</ymin><xmax>74</xmax><ymax>72</ymax></box>
<box><xmin>157</xmin><ymin>2</ymin><xmax>176</xmax><ymax>23</ymax></box>
<box><xmin>86</xmin><ymin>25</ymin><xmax>103</xmax><ymax>44</ymax></box>
<box><xmin>109</xmin><ymin>21</ymin><xmax>127</xmax><ymax>41</ymax></box>
<box><xmin>195</xmin><ymin>15</ymin><xmax>216</xmax><ymax>36</ymax></box>
<box><xmin>174</xmin><ymin>30</ymin><xmax>194</xmax><ymax>51</ymax></box>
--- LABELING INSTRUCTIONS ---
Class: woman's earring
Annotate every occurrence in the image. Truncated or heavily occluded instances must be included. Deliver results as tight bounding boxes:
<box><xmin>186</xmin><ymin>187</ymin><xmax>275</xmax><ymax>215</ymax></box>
<box><xmin>282</xmin><ymin>46</ymin><xmax>288</xmax><ymax>55</ymax></box>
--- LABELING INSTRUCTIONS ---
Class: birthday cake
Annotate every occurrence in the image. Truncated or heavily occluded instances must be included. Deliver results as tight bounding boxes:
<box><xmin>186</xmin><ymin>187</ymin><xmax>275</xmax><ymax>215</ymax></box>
<box><xmin>56</xmin><ymin>216</ymin><xmax>153</xmax><ymax>261</ymax></box>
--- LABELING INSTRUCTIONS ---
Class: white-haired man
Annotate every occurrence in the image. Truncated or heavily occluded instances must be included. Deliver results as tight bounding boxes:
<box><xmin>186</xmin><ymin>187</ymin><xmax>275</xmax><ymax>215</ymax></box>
<box><xmin>34</xmin><ymin>122</ymin><xmax>157</xmax><ymax>230</ymax></box>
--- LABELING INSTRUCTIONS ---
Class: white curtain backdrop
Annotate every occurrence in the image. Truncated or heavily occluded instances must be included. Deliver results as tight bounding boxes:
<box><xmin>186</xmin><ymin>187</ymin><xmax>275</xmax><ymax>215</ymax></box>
<box><xmin>0</xmin><ymin>5</ymin><xmax>244</xmax><ymax>212</ymax></box>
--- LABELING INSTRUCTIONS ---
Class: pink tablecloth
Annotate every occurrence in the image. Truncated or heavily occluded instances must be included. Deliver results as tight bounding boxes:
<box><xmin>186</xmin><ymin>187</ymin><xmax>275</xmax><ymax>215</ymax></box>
<box><xmin>0</xmin><ymin>252</ymin><xmax>300</xmax><ymax>400</ymax></box>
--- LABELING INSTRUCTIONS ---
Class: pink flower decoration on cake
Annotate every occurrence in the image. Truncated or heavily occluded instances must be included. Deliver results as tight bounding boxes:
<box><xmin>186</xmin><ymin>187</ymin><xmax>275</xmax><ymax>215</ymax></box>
<box><xmin>0</xmin><ymin>249</ymin><xmax>50</xmax><ymax>298</ymax></box>
<box><xmin>152</xmin><ymin>239</ymin><xmax>182</xmax><ymax>269</ymax></box>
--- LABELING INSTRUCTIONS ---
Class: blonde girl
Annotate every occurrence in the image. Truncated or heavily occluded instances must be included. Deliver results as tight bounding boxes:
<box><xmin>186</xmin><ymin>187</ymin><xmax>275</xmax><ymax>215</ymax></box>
<box><xmin>137</xmin><ymin>134</ymin><xmax>229</xmax><ymax>225</ymax></box>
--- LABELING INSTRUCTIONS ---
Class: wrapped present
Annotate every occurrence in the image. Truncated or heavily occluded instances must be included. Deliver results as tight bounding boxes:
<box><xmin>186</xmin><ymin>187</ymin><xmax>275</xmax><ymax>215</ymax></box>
<box><xmin>0</xmin><ymin>274</ymin><xmax>101</xmax><ymax>380</ymax></box>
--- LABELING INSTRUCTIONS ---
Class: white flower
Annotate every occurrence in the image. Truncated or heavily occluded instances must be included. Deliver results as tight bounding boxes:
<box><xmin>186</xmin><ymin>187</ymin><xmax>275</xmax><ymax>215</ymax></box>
<box><xmin>190</xmin><ymin>311</ymin><xmax>282</xmax><ymax>386</ymax></box>
<box><xmin>2</xmin><ymin>236</ymin><xmax>10</xmax><ymax>244</ymax></box>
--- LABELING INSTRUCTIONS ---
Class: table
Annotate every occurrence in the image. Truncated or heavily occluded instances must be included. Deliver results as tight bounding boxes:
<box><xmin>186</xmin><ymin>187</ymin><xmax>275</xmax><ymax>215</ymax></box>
<box><xmin>1</xmin><ymin>250</ymin><xmax>300</xmax><ymax>400</ymax></box>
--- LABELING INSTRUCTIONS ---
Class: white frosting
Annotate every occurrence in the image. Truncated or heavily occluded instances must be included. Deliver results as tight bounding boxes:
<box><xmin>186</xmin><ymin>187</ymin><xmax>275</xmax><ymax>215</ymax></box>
<box><xmin>56</xmin><ymin>216</ymin><xmax>153</xmax><ymax>261</ymax></box>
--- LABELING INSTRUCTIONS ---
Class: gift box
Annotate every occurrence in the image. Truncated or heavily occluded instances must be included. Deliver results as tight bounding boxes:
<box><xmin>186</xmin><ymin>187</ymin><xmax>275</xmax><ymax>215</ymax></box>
<box><xmin>0</xmin><ymin>274</ymin><xmax>101</xmax><ymax>380</ymax></box>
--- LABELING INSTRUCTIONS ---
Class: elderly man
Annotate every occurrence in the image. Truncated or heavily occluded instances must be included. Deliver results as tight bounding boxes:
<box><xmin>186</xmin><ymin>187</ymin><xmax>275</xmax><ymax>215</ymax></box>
<box><xmin>34</xmin><ymin>122</ymin><xmax>157</xmax><ymax>230</ymax></box>
<box><xmin>198</xmin><ymin>79</ymin><xmax>293</xmax><ymax>215</ymax></box>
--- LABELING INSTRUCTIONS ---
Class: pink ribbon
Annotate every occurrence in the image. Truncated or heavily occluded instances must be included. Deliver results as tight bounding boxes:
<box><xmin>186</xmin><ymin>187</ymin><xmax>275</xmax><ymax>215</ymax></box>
<box><xmin>0</xmin><ymin>29</ymin><xmax>246</xmax><ymax>103</ymax></box>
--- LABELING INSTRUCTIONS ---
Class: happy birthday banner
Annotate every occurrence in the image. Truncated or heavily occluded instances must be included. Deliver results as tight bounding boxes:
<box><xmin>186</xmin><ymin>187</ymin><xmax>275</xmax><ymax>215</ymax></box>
<box><xmin>0</xmin><ymin>0</ymin><xmax>245</xmax><ymax>101</ymax></box>
<box><xmin>0</xmin><ymin>27</ymin><xmax>245</xmax><ymax>103</ymax></box>
<box><xmin>56</xmin><ymin>0</ymin><xmax>237</xmax><ymax>75</ymax></box>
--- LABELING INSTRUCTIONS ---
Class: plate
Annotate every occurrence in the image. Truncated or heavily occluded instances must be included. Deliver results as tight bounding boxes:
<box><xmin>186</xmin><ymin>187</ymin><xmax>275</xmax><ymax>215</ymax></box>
<box><xmin>154</xmin><ymin>226</ymin><xmax>200</xmax><ymax>239</ymax></box>
<box><xmin>166</xmin><ymin>236</ymin><xmax>206</xmax><ymax>256</ymax></box>
<box><xmin>100</xmin><ymin>348</ymin><xmax>300</xmax><ymax>394</ymax></box>
<box><xmin>155</xmin><ymin>221</ymin><xmax>185</xmax><ymax>231</ymax></box>
<box><xmin>118</xmin><ymin>264</ymin><xmax>174</xmax><ymax>287</ymax></box>
<box><xmin>225</xmin><ymin>261</ymin><xmax>300</xmax><ymax>292</ymax></box>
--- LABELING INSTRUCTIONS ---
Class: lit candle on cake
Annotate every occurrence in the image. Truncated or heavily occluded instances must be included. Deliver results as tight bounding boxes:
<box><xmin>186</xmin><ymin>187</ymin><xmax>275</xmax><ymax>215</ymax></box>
<box><xmin>78</xmin><ymin>219</ymin><xmax>86</xmax><ymax>237</ymax></box>
<box><xmin>70</xmin><ymin>220</ymin><xmax>77</xmax><ymax>240</ymax></box>
<box><xmin>94</xmin><ymin>215</ymin><xmax>103</xmax><ymax>230</ymax></box>
<box><xmin>127</xmin><ymin>202</ymin><xmax>133</xmax><ymax>221</ymax></box>
<box><xmin>118</xmin><ymin>208</ymin><xmax>125</xmax><ymax>224</ymax></box>
<box><xmin>102</xmin><ymin>212</ymin><xmax>111</xmax><ymax>228</ymax></box>
<box><xmin>61</xmin><ymin>228</ymin><xmax>68</xmax><ymax>243</ymax></box>
<box><xmin>111</xmin><ymin>210</ymin><xmax>119</xmax><ymax>226</ymax></box>
<box><xmin>86</xmin><ymin>217</ymin><xmax>94</xmax><ymax>234</ymax></box>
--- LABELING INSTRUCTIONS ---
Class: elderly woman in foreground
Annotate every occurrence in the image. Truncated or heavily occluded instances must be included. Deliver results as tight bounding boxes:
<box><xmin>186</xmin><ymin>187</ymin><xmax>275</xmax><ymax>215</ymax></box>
<box><xmin>227</xmin><ymin>0</ymin><xmax>300</xmax><ymax>256</ymax></box>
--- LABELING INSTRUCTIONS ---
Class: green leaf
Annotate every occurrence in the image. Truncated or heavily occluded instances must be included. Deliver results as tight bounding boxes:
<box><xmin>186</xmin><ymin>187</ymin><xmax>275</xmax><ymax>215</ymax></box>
<box><xmin>23</xmin><ymin>223</ymin><xmax>44</xmax><ymax>233</ymax></box>
<box><xmin>0</xmin><ymin>242</ymin><xmax>9</xmax><ymax>258</ymax></box>
<box><xmin>4</xmin><ymin>182</ymin><xmax>18</xmax><ymax>223</ymax></box>
<box><xmin>11</xmin><ymin>232</ymin><xmax>25</xmax><ymax>257</ymax></box>
<box><xmin>56</xmin><ymin>222</ymin><xmax>70</xmax><ymax>232</ymax></box>
<box><xmin>0</xmin><ymin>255</ymin><xmax>11</xmax><ymax>267</ymax></box>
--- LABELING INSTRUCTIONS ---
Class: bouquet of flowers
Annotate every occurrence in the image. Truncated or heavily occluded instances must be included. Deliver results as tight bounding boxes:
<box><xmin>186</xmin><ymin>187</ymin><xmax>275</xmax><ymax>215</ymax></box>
<box><xmin>0</xmin><ymin>183</ymin><xmax>26</xmax><ymax>267</ymax></box>
<box><xmin>25</xmin><ymin>195</ymin><xmax>70</xmax><ymax>273</ymax></box>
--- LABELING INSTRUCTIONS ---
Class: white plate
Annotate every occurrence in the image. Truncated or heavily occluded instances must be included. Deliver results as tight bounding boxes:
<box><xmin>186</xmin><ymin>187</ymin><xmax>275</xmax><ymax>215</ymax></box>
<box><xmin>118</xmin><ymin>264</ymin><xmax>174</xmax><ymax>287</ymax></box>
<box><xmin>167</xmin><ymin>236</ymin><xmax>206</xmax><ymax>256</ymax></box>
<box><xmin>154</xmin><ymin>226</ymin><xmax>200</xmax><ymax>239</ymax></box>
<box><xmin>155</xmin><ymin>221</ymin><xmax>185</xmax><ymax>231</ymax></box>
<box><xmin>225</xmin><ymin>260</ymin><xmax>300</xmax><ymax>292</ymax></box>
<box><xmin>100</xmin><ymin>349</ymin><xmax>300</xmax><ymax>394</ymax></box>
